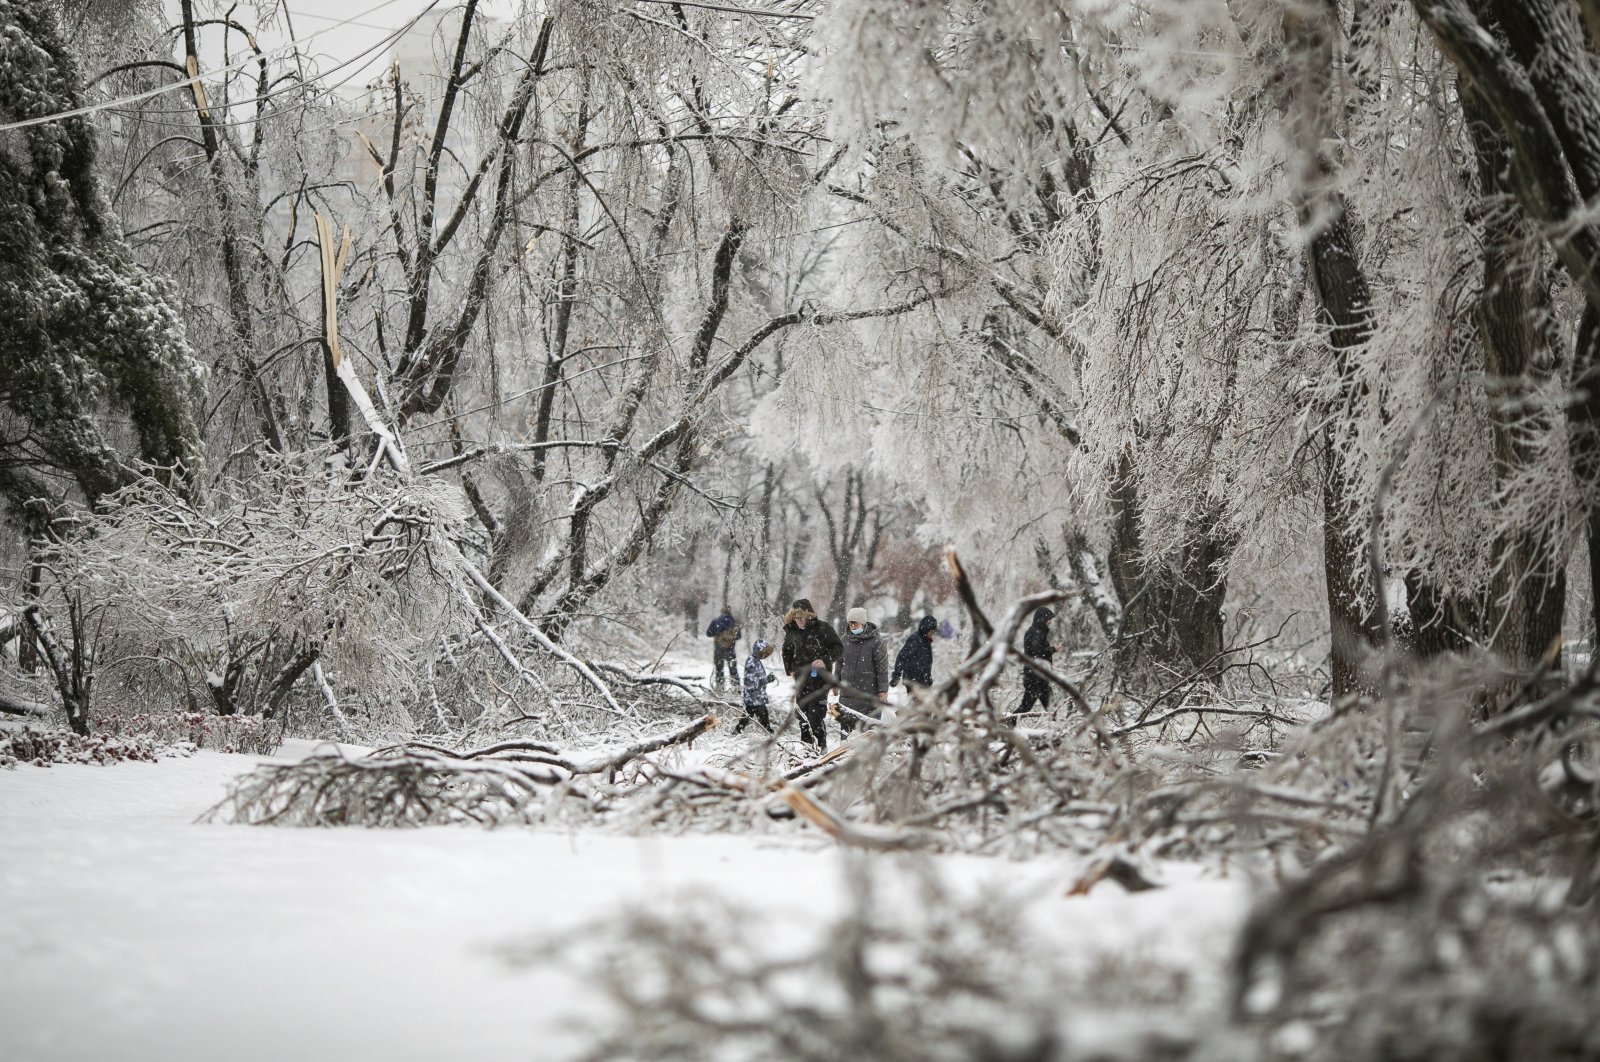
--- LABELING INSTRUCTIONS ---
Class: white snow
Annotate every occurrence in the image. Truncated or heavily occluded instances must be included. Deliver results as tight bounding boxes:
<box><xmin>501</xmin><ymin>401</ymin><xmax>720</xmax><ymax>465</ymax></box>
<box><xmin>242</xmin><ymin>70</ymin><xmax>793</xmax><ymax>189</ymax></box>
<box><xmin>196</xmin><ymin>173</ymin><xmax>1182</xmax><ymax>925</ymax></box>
<box><xmin>0</xmin><ymin>743</ymin><xmax>1251</xmax><ymax>1061</ymax></box>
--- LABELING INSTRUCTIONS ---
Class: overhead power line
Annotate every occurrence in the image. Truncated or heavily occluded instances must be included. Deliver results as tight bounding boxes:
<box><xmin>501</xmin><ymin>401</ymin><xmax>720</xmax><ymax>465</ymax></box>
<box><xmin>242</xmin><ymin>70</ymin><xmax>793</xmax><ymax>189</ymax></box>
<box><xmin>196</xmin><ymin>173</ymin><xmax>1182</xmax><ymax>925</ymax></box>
<box><xmin>0</xmin><ymin>0</ymin><xmax>420</xmax><ymax>133</ymax></box>
<box><xmin>102</xmin><ymin>0</ymin><xmax>444</xmax><ymax>129</ymax></box>
<box><xmin>626</xmin><ymin>0</ymin><xmax>816</xmax><ymax>20</ymax></box>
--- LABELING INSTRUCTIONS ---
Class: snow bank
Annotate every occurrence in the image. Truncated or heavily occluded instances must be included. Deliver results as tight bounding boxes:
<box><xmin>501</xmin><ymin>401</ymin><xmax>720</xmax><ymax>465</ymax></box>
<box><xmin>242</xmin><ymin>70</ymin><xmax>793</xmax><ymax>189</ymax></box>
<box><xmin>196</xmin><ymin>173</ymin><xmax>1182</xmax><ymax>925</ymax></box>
<box><xmin>0</xmin><ymin>748</ymin><xmax>1249</xmax><ymax>1060</ymax></box>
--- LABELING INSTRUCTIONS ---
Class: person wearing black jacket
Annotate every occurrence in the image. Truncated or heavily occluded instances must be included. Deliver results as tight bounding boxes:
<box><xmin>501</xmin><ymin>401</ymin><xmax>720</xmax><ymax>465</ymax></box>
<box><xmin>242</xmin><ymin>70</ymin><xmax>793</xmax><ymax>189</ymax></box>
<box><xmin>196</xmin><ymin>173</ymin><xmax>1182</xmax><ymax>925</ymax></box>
<box><xmin>1017</xmin><ymin>606</ymin><xmax>1057</xmax><ymax>717</ymax></box>
<box><xmin>890</xmin><ymin>615</ymin><xmax>938</xmax><ymax>694</ymax></box>
<box><xmin>780</xmin><ymin>597</ymin><xmax>843</xmax><ymax>750</ymax></box>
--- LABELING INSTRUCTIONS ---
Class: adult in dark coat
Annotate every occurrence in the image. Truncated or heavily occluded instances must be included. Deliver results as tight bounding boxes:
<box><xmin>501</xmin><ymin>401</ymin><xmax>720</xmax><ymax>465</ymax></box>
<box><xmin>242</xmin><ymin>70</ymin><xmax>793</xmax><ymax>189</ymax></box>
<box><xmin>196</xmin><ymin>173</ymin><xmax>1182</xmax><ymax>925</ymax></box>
<box><xmin>705</xmin><ymin>607</ymin><xmax>740</xmax><ymax>690</ymax></box>
<box><xmin>890</xmin><ymin>615</ymin><xmax>938</xmax><ymax>693</ymax></box>
<box><xmin>836</xmin><ymin>607</ymin><xmax>890</xmax><ymax>734</ymax></box>
<box><xmin>780</xmin><ymin>597</ymin><xmax>843</xmax><ymax>750</ymax></box>
<box><xmin>1017</xmin><ymin>606</ymin><xmax>1057</xmax><ymax>717</ymax></box>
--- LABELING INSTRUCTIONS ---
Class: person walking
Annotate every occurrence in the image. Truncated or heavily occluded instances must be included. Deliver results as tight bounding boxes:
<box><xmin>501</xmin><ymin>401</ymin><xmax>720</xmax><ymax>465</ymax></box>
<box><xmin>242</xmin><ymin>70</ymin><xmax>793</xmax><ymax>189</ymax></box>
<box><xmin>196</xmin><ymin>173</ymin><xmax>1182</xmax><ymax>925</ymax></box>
<box><xmin>781</xmin><ymin>597</ymin><xmax>842</xmax><ymax>750</ymax></box>
<box><xmin>737</xmin><ymin>639</ymin><xmax>778</xmax><ymax>733</ymax></box>
<box><xmin>835</xmin><ymin>606</ymin><xmax>890</xmax><ymax>735</ymax></box>
<box><xmin>705</xmin><ymin>606</ymin><xmax>740</xmax><ymax>690</ymax></box>
<box><xmin>890</xmin><ymin>614</ymin><xmax>939</xmax><ymax>695</ymax></box>
<box><xmin>1017</xmin><ymin>606</ymin><xmax>1058</xmax><ymax>717</ymax></box>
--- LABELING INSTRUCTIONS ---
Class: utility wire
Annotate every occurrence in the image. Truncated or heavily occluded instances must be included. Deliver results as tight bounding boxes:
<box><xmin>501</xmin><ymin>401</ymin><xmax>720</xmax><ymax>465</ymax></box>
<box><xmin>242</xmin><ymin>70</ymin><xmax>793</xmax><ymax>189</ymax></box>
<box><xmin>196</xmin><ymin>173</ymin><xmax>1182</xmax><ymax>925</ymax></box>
<box><xmin>281</xmin><ymin>7</ymin><xmax>410</xmax><ymax>33</ymax></box>
<box><xmin>101</xmin><ymin>0</ymin><xmax>444</xmax><ymax>131</ymax></box>
<box><xmin>0</xmin><ymin>0</ymin><xmax>417</xmax><ymax>133</ymax></box>
<box><xmin>626</xmin><ymin>0</ymin><xmax>816</xmax><ymax>20</ymax></box>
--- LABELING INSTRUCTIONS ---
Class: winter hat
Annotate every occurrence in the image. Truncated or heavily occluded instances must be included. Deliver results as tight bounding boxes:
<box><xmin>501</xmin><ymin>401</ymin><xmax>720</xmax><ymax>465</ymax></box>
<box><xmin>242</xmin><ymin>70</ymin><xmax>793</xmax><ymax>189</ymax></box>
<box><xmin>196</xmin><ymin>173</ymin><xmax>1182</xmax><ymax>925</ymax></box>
<box><xmin>1035</xmin><ymin>607</ymin><xmax>1056</xmax><ymax>623</ymax></box>
<box><xmin>754</xmin><ymin>639</ymin><xmax>775</xmax><ymax>658</ymax></box>
<box><xmin>847</xmin><ymin>606</ymin><xmax>869</xmax><ymax>627</ymax></box>
<box><xmin>792</xmin><ymin>598</ymin><xmax>815</xmax><ymax>613</ymax></box>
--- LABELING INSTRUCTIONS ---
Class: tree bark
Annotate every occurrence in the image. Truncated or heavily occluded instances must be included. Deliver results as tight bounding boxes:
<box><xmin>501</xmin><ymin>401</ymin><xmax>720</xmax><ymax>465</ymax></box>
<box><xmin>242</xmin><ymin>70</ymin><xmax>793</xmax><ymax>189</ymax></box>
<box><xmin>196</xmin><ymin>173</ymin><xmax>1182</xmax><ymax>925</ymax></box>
<box><xmin>1286</xmin><ymin>5</ymin><xmax>1385</xmax><ymax>699</ymax></box>
<box><xmin>1463</xmin><ymin>84</ymin><xmax>1566</xmax><ymax>674</ymax></box>
<box><xmin>1412</xmin><ymin>0</ymin><xmax>1600</xmax><ymax>658</ymax></box>
<box><xmin>1106</xmin><ymin>451</ymin><xmax>1231</xmax><ymax>685</ymax></box>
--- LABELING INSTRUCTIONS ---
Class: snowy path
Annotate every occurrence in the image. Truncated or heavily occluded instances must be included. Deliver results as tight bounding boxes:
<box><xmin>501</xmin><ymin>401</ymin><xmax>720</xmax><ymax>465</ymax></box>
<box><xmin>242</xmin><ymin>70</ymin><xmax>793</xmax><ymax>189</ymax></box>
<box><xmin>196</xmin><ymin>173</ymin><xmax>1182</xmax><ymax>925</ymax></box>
<box><xmin>1</xmin><ymin>746</ymin><xmax>1250</xmax><ymax>1061</ymax></box>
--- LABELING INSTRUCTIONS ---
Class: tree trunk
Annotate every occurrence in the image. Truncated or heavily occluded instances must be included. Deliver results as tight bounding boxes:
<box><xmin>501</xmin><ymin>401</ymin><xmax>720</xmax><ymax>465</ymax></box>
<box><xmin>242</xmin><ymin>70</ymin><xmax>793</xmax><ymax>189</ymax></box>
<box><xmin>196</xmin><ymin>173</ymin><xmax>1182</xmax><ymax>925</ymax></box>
<box><xmin>1106</xmin><ymin>451</ymin><xmax>1230</xmax><ymax>686</ymax></box>
<box><xmin>180</xmin><ymin>0</ymin><xmax>285</xmax><ymax>453</ymax></box>
<box><xmin>818</xmin><ymin>469</ymin><xmax>866</xmax><ymax>628</ymax></box>
<box><xmin>1286</xmin><ymin>5</ymin><xmax>1385</xmax><ymax>699</ymax></box>
<box><xmin>1464</xmin><ymin>84</ymin><xmax>1567</xmax><ymax>675</ymax></box>
<box><xmin>1573</xmin><ymin>307</ymin><xmax>1600</xmax><ymax>659</ymax></box>
<box><xmin>1065</xmin><ymin>528</ymin><xmax>1121</xmax><ymax>646</ymax></box>
<box><xmin>1402</xmin><ymin>572</ymin><xmax>1474</xmax><ymax>661</ymax></box>
<box><xmin>776</xmin><ymin>511</ymin><xmax>811</xmax><ymax>613</ymax></box>
<box><xmin>1411</xmin><ymin>0</ymin><xmax>1600</xmax><ymax>651</ymax></box>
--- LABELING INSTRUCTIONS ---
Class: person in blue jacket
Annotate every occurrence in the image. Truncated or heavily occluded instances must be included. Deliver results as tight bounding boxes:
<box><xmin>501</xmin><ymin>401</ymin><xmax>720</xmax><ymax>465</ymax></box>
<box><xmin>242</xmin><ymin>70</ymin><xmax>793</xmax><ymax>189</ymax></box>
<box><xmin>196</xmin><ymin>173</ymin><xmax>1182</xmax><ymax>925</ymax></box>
<box><xmin>890</xmin><ymin>615</ymin><xmax>939</xmax><ymax>695</ymax></box>
<box><xmin>705</xmin><ymin>607</ymin><xmax>740</xmax><ymax>690</ymax></box>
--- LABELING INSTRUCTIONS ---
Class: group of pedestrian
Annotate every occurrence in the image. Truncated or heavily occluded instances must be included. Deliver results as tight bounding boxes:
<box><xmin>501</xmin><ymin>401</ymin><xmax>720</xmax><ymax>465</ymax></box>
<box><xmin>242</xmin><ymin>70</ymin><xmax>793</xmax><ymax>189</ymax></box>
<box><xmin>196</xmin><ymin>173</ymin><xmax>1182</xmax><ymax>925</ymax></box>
<box><xmin>704</xmin><ymin>598</ymin><xmax>1062</xmax><ymax>751</ymax></box>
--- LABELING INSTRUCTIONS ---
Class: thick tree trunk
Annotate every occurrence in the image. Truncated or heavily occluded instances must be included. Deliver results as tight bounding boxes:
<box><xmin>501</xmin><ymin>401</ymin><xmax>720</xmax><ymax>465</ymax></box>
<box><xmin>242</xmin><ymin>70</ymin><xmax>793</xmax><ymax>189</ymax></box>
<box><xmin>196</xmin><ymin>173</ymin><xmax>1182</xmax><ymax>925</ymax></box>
<box><xmin>1412</xmin><ymin>0</ymin><xmax>1600</xmax><ymax>651</ymax></box>
<box><xmin>1402</xmin><ymin>571</ymin><xmax>1473</xmax><ymax>661</ymax></box>
<box><xmin>1319</xmin><ymin>429</ymin><xmax>1379</xmax><ymax>698</ymax></box>
<box><xmin>1286</xmin><ymin>5</ymin><xmax>1385</xmax><ymax>699</ymax></box>
<box><xmin>1309</xmin><ymin>233</ymin><xmax>1384</xmax><ymax>699</ymax></box>
<box><xmin>1464</xmin><ymin>85</ymin><xmax>1567</xmax><ymax>674</ymax></box>
<box><xmin>1106</xmin><ymin>451</ymin><xmax>1231</xmax><ymax>685</ymax></box>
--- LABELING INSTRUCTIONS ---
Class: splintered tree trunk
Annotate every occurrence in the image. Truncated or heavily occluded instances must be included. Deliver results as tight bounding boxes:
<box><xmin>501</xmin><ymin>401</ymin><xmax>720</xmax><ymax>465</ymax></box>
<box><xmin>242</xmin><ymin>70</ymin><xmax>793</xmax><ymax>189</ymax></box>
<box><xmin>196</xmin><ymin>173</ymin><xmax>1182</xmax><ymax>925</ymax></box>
<box><xmin>324</xmin><ymin>343</ymin><xmax>351</xmax><ymax>453</ymax></box>
<box><xmin>1107</xmin><ymin>452</ymin><xmax>1231</xmax><ymax>686</ymax></box>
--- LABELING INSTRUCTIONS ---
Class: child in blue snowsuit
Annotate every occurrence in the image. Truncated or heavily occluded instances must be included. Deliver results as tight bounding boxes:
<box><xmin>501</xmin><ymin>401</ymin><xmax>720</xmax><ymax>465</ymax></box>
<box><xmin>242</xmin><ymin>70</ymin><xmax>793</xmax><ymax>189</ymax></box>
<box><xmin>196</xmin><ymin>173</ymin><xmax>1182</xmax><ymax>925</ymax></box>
<box><xmin>737</xmin><ymin>639</ymin><xmax>778</xmax><ymax>732</ymax></box>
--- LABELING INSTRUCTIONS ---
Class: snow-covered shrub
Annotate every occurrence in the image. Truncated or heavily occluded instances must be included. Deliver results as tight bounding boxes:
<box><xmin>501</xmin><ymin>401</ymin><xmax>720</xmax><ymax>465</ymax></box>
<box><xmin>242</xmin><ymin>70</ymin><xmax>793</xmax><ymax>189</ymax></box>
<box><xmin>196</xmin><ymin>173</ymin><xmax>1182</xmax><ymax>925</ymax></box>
<box><xmin>99</xmin><ymin>710</ymin><xmax>282</xmax><ymax>757</ymax></box>
<box><xmin>12</xmin><ymin>460</ymin><xmax>476</xmax><ymax>741</ymax></box>
<box><xmin>0</xmin><ymin>724</ymin><xmax>182</xmax><ymax>768</ymax></box>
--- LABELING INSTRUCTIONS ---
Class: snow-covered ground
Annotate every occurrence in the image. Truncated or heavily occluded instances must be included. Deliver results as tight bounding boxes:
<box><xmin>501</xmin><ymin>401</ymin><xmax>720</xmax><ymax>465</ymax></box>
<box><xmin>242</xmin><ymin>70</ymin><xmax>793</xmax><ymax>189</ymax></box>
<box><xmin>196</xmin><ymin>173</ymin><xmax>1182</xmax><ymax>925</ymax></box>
<box><xmin>1</xmin><ymin>713</ymin><xmax>1251</xmax><ymax>1061</ymax></box>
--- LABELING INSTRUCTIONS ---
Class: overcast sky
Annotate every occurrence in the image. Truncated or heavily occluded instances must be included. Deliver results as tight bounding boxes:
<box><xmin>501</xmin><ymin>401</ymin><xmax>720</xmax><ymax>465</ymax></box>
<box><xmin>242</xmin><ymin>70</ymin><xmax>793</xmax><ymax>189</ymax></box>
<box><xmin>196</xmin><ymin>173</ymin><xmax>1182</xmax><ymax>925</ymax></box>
<box><xmin>163</xmin><ymin>0</ymin><xmax>521</xmax><ymax>85</ymax></box>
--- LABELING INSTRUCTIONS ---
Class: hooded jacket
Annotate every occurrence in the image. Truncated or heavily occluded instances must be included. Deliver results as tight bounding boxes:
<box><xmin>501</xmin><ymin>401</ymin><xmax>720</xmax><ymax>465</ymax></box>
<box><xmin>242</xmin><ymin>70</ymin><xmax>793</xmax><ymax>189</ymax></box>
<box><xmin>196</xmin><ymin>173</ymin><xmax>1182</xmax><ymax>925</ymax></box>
<box><xmin>1022</xmin><ymin>608</ymin><xmax>1056</xmax><ymax>695</ymax></box>
<box><xmin>891</xmin><ymin>615</ymin><xmax>938</xmax><ymax>687</ymax></box>
<box><xmin>742</xmin><ymin>640</ymin><xmax>778</xmax><ymax>707</ymax></box>
<box><xmin>837</xmin><ymin>621</ymin><xmax>889</xmax><ymax>711</ymax></box>
<box><xmin>781</xmin><ymin>598</ymin><xmax>843</xmax><ymax>686</ymax></box>
<box><xmin>706</xmin><ymin>612</ymin><xmax>739</xmax><ymax>651</ymax></box>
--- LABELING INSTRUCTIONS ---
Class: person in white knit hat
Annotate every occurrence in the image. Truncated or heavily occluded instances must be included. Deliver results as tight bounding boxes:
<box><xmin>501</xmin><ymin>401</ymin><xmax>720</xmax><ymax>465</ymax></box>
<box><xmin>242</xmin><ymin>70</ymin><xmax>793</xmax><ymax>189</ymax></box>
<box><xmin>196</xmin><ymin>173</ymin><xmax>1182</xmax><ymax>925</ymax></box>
<box><xmin>834</xmin><ymin>606</ymin><xmax>889</xmax><ymax>734</ymax></box>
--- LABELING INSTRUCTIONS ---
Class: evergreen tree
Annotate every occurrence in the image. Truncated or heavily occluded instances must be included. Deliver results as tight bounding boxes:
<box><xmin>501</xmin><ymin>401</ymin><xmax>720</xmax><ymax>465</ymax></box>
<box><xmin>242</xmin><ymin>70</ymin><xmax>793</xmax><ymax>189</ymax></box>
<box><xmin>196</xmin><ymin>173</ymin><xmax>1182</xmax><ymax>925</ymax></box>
<box><xmin>0</xmin><ymin>0</ymin><xmax>202</xmax><ymax>514</ymax></box>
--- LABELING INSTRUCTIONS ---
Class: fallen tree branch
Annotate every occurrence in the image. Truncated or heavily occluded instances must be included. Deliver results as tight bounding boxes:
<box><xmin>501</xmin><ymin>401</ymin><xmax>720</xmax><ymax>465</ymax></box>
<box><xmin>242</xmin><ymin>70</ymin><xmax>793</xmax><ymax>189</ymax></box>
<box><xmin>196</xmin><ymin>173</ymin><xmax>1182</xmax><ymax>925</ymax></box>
<box><xmin>456</xmin><ymin>555</ymin><xmax>623</xmax><ymax>714</ymax></box>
